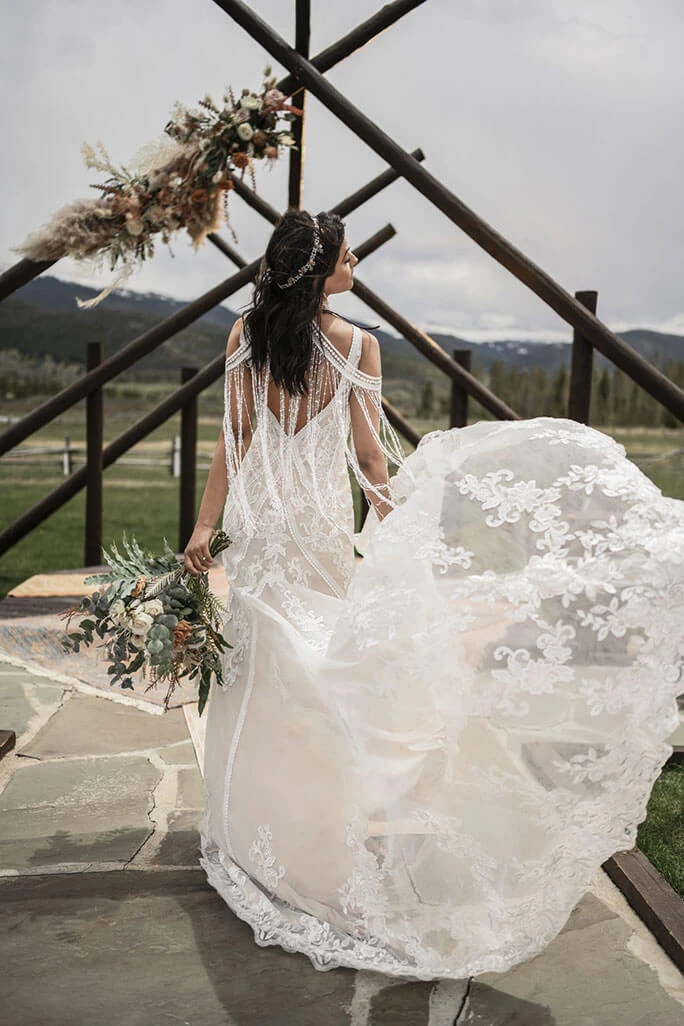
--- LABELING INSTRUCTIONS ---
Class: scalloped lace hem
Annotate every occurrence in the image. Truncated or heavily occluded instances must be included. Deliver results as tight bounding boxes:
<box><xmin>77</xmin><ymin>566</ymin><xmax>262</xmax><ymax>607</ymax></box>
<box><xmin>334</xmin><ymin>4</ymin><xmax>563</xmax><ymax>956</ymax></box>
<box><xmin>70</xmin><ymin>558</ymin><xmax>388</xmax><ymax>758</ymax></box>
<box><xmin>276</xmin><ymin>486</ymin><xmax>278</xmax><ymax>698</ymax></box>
<box><xmin>198</xmin><ymin>828</ymin><xmax>604</xmax><ymax>981</ymax></box>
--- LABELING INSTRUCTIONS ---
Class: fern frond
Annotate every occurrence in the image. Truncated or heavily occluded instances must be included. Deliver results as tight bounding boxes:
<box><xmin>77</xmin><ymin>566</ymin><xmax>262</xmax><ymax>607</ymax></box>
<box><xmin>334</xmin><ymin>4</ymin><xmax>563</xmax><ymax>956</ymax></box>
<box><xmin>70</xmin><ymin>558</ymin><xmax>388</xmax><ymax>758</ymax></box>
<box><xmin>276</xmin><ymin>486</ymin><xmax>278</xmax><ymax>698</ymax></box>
<box><xmin>202</xmin><ymin>588</ymin><xmax>229</xmax><ymax>623</ymax></box>
<box><xmin>128</xmin><ymin>534</ymin><xmax>156</xmax><ymax>569</ymax></box>
<box><xmin>161</xmin><ymin>537</ymin><xmax>177</xmax><ymax>561</ymax></box>
<box><xmin>146</xmin><ymin>566</ymin><xmax>184</xmax><ymax>597</ymax></box>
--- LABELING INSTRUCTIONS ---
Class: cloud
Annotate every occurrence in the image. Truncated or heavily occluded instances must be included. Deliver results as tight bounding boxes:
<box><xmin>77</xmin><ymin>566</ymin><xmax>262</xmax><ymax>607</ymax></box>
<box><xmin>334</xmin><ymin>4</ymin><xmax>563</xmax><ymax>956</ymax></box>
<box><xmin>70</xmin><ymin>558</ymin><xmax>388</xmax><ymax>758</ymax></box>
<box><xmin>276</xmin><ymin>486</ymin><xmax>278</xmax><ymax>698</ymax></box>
<box><xmin>1</xmin><ymin>0</ymin><xmax>683</xmax><ymax>337</ymax></box>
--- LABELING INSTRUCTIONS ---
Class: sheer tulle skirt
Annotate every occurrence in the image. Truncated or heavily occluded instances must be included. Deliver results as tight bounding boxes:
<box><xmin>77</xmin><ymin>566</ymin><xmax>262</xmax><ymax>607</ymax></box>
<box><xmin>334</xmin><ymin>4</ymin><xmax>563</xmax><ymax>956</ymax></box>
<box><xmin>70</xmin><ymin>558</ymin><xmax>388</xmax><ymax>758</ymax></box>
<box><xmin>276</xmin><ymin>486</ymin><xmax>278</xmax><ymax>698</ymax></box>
<box><xmin>199</xmin><ymin>417</ymin><xmax>683</xmax><ymax>980</ymax></box>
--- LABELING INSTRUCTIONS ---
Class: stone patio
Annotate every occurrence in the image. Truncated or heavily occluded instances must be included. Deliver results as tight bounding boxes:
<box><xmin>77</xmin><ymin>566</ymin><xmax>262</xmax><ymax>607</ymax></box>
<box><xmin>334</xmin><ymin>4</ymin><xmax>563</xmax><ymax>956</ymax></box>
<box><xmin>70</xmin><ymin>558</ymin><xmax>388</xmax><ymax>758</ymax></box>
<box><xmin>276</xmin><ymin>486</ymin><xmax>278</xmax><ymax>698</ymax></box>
<box><xmin>1</xmin><ymin>659</ymin><xmax>683</xmax><ymax>1025</ymax></box>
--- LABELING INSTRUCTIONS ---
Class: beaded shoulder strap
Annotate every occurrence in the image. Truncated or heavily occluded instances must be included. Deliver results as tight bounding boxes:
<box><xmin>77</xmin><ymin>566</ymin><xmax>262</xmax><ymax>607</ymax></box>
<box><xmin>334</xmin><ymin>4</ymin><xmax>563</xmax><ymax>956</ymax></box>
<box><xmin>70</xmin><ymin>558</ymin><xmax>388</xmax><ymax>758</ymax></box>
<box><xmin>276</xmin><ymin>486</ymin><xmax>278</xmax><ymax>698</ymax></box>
<box><xmin>313</xmin><ymin>322</ymin><xmax>381</xmax><ymax>391</ymax></box>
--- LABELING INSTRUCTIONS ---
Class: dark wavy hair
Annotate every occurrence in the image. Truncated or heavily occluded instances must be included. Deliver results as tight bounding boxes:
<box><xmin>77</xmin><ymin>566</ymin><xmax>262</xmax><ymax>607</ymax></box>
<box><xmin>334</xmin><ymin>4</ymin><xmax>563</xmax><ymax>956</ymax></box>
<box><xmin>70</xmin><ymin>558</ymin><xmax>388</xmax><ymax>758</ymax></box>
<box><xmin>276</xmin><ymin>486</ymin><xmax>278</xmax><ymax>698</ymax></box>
<box><xmin>242</xmin><ymin>209</ymin><xmax>346</xmax><ymax>395</ymax></box>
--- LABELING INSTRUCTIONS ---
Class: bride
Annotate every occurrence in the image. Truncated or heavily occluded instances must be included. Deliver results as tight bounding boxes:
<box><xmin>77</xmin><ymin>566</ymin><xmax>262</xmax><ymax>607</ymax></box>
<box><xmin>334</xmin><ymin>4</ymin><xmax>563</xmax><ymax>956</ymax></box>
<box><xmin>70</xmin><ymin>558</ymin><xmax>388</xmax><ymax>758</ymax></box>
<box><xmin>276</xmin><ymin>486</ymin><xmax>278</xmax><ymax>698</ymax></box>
<box><xmin>183</xmin><ymin>209</ymin><xmax>684</xmax><ymax>981</ymax></box>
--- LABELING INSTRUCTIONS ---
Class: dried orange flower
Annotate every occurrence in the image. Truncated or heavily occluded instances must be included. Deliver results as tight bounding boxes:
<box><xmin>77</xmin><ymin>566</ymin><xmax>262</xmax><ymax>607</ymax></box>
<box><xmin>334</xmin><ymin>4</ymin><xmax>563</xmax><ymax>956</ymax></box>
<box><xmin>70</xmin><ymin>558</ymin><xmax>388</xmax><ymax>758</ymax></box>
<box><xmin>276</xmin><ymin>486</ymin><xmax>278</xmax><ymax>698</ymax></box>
<box><xmin>173</xmin><ymin>619</ymin><xmax>193</xmax><ymax>648</ymax></box>
<box><xmin>131</xmin><ymin>575</ymin><xmax>147</xmax><ymax>599</ymax></box>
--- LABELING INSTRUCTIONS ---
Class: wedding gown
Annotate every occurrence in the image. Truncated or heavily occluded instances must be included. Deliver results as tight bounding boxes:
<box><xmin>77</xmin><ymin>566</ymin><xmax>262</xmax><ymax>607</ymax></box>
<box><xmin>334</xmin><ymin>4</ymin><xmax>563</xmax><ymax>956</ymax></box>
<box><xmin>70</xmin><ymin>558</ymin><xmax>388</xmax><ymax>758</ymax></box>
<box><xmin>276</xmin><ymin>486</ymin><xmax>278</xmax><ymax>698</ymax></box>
<box><xmin>198</xmin><ymin>318</ymin><xmax>684</xmax><ymax>981</ymax></box>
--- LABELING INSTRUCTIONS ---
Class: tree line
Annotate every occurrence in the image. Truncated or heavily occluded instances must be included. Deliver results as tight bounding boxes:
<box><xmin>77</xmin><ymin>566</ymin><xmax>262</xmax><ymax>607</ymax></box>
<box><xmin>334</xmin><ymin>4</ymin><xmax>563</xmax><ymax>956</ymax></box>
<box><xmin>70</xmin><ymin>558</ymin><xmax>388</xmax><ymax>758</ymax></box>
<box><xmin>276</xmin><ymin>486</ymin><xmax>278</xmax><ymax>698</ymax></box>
<box><xmin>413</xmin><ymin>357</ymin><xmax>684</xmax><ymax>428</ymax></box>
<box><xmin>1</xmin><ymin>345</ymin><xmax>682</xmax><ymax>429</ymax></box>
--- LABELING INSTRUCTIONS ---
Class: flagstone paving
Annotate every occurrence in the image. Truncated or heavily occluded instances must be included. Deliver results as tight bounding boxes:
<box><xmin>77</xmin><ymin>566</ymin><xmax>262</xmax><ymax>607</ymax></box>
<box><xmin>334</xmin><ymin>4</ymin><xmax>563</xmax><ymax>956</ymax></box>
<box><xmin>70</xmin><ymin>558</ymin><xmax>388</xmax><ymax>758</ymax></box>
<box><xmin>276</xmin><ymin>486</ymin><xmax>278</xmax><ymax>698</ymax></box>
<box><xmin>1</xmin><ymin>659</ymin><xmax>682</xmax><ymax>1025</ymax></box>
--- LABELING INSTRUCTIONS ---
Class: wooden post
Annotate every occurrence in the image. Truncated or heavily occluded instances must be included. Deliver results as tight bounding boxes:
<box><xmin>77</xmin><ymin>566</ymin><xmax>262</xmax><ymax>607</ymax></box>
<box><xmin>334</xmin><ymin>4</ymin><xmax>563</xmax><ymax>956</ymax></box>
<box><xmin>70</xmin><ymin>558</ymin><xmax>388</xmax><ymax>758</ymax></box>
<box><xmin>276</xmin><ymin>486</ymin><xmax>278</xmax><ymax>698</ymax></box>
<box><xmin>288</xmin><ymin>0</ymin><xmax>310</xmax><ymax>209</ymax></box>
<box><xmin>179</xmin><ymin>367</ymin><xmax>198</xmax><ymax>553</ymax></box>
<box><xmin>84</xmin><ymin>342</ymin><xmax>104</xmax><ymax>566</ymax></box>
<box><xmin>450</xmin><ymin>349</ymin><xmax>471</xmax><ymax>427</ymax></box>
<box><xmin>171</xmin><ymin>436</ymin><xmax>181</xmax><ymax>477</ymax></box>
<box><xmin>568</xmin><ymin>290</ymin><xmax>597</xmax><ymax>424</ymax></box>
<box><xmin>62</xmin><ymin>435</ymin><xmax>72</xmax><ymax>476</ymax></box>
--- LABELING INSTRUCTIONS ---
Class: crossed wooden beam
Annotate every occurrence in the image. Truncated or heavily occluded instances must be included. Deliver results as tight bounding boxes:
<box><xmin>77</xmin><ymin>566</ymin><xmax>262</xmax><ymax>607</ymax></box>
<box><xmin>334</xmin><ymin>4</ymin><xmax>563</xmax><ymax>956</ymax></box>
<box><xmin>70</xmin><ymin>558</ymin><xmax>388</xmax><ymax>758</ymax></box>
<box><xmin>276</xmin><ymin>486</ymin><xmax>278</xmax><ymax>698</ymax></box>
<box><xmin>1</xmin><ymin>0</ymin><xmax>682</xmax><ymax>429</ymax></box>
<box><xmin>212</xmin><ymin>0</ymin><xmax>684</xmax><ymax>422</ymax></box>
<box><xmin>0</xmin><ymin>0</ymin><xmax>519</xmax><ymax>475</ymax></box>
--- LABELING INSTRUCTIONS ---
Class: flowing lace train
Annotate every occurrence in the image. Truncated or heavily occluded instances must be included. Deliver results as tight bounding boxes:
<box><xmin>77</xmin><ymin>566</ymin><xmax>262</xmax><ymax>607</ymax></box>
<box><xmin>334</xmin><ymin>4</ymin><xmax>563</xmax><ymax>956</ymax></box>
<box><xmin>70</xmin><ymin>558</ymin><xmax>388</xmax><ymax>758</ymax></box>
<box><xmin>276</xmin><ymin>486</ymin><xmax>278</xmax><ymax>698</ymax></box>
<box><xmin>198</xmin><ymin>320</ymin><xmax>684</xmax><ymax>980</ymax></box>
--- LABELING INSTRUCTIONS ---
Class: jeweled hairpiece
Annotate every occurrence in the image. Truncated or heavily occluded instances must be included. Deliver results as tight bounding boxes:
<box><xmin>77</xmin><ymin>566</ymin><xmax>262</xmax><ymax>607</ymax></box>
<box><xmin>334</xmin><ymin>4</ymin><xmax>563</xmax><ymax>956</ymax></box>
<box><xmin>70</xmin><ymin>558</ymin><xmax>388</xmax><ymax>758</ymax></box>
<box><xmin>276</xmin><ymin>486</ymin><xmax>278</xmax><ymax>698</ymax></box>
<box><xmin>275</xmin><ymin>216</ymin><xmax>324</xmax><ymax>289</ymax></box>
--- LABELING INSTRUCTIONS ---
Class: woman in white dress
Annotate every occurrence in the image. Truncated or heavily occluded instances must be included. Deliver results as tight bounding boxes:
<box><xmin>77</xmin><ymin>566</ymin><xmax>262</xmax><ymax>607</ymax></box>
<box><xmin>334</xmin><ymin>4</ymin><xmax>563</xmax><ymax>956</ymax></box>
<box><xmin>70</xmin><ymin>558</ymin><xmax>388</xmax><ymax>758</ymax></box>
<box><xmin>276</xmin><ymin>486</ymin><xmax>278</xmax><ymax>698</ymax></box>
<box><xmin>183</xmin><ymin>209</ymin><xmax>684</xmax><ymax>981</ymax></box>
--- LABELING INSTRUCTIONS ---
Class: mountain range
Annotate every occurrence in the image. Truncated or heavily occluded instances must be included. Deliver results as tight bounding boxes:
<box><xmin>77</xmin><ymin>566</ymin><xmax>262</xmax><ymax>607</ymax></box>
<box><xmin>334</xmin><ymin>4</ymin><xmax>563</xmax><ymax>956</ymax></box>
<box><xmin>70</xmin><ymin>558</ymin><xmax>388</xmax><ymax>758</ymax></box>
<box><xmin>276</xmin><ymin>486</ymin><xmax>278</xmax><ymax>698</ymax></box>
<box><xmin>1</xmin><ymin>274</ymin><xmax>682</xmax><ymax>385</ymax></box>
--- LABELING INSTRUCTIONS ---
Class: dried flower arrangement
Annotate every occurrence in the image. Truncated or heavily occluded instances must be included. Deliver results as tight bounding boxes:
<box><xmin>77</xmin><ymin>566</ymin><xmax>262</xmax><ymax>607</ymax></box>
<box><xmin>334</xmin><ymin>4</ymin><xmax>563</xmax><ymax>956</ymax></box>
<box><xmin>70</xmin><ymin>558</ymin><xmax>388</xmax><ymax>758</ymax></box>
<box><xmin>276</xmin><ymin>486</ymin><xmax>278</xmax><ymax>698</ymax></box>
<box><xmin>12</xmin><ymin>67</ymin><xmax>302</xmax><ymax>309</ymax></box>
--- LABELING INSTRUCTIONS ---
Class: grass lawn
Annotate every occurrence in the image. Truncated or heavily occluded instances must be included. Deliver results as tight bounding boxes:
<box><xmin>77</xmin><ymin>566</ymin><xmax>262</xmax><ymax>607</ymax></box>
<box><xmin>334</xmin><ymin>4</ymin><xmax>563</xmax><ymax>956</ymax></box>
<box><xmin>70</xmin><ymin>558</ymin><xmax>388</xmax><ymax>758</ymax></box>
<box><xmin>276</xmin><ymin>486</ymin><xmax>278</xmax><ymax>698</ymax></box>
<box><xmin>637</xmin><ymin>763</ymin><xmax>684</xmax><ymax>898</ymax></box>
<box><xmin>0</xmin><ymin>463</ymin><xmax>210</xmax><ymax>596</ymax></box>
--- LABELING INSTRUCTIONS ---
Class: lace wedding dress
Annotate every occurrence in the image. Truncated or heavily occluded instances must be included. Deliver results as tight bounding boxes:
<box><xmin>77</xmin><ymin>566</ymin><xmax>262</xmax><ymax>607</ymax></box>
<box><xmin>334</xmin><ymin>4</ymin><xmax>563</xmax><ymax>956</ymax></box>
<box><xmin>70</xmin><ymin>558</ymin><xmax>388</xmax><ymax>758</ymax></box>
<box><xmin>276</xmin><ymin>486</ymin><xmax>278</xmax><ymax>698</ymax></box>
<box><xmin>199</xmin><ymin>319</ymin><xmax>684</xmax><ymax>981</ymax></box>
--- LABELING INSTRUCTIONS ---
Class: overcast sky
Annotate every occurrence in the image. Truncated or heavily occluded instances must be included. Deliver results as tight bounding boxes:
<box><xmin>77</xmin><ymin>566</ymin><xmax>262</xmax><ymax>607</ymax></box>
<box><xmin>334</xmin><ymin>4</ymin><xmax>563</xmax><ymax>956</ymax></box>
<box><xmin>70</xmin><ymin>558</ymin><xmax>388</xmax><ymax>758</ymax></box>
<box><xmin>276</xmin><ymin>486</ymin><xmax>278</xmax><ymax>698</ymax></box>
<box><xmin>1</xmin><ymin>0</ymin><xmax>683</xmax><ymax>341</ymax></box>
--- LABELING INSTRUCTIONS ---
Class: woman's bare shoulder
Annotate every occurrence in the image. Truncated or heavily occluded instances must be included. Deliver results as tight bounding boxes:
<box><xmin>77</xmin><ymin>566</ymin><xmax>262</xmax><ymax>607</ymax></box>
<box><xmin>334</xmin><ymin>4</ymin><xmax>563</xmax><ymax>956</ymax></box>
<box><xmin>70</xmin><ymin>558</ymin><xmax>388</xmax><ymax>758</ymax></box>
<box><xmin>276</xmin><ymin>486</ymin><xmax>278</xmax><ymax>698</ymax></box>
<box><xmin>320</xmin><ymin>315</ymin><xmax>377</xmax><ymax>359</ymax></box>
<box><xmin>226</xmin><ymin>316</ymin><xmax>248</xmax><ymax>361</ymax></box>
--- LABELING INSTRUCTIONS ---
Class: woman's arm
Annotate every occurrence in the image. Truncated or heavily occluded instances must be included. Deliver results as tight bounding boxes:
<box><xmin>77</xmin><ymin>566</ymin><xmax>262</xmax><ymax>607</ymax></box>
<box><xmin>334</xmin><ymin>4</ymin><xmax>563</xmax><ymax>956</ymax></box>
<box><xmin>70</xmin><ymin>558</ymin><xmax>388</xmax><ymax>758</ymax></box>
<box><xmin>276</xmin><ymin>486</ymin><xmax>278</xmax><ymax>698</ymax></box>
<box><xmin>183</xmin><ymin>425</ymin><xmax>229</xmax><ymax>579</ymax></box>
<box><xmin>183</xmin><ymin>318</ymin><xmax>247</xmax><ymax>576</ymax></box>
<box><xmin>349</xmin><ymin>330</ymin><xmax>393</xmax><ymax>522</ymax></box>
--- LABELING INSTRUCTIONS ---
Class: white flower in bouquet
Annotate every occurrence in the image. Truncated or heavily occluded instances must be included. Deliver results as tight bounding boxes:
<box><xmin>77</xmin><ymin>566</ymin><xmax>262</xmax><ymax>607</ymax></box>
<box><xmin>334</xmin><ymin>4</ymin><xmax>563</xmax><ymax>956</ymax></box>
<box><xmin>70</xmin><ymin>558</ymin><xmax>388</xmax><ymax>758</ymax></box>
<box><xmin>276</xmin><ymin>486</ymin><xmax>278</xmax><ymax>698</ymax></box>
<box><xmin>140</xmin><ymin>598</ymin><xmax>164</xmax><ymax>617</ymax></box>
<box><xmin>236</xmin><ymin>122</ymin><xmax>254</xmax><ymax>141</ymax></box>
<box><xmin>129</xmin><ymin>609</ymin><xmax>155</xmax><ymax>637</ymax></box>
<box><xmin>239</xmin><ymin>94</ymin><xmax>262</xmax><ymax>110</ymax></box>
<box><xmin>109</xmin><ymin>598</ymin><xmax>127</xmax><ymax>624</ymax></box>
<box><xmin>263</xmin><ymin>88</ymin><xmax>287</xmax><ymax>109</ymax></box>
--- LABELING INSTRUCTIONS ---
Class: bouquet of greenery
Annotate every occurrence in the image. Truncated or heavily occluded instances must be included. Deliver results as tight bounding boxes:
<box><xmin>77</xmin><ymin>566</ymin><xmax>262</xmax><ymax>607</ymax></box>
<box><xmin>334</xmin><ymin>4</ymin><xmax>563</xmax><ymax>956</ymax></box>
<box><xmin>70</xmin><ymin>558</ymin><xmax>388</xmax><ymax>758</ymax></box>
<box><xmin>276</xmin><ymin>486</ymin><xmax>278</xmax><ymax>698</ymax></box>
<box><xmin>61</xmin><ymin>531</ymin><xmax>233</xmax><ymax>715</ymax></box>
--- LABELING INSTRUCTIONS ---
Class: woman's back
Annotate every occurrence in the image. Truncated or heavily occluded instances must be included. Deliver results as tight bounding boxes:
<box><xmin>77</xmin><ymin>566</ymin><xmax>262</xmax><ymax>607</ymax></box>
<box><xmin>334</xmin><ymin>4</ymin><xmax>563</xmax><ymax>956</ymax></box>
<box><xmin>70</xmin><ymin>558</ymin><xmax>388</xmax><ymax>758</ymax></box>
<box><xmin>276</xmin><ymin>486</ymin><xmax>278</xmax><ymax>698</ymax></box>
<box><xmin>264</xmin><ymin>315</ymin><xmax>362</xmax><ymax>435</ymax></box>
<box><xmin>222</xmin><ymin>313</ymin><xmax>404</xmax><ymax>539</ymax></box>
<box><xmin>220</xmin><ymin>314</ymin><xmax>400</xmax><ymax>606</ymax></box>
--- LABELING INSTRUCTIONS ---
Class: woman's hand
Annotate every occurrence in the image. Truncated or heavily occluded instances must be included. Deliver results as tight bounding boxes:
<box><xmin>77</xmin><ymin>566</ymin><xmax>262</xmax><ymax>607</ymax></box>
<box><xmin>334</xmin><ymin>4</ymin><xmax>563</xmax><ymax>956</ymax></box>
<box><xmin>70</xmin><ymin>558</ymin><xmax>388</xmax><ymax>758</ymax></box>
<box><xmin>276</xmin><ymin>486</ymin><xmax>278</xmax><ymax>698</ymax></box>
<box><xmin>183</xmin><ymin>523</ymin><xmax>215</xmax><ymax>578</ymax></box>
